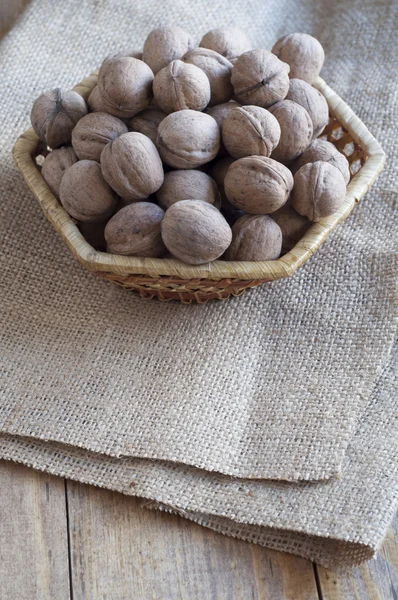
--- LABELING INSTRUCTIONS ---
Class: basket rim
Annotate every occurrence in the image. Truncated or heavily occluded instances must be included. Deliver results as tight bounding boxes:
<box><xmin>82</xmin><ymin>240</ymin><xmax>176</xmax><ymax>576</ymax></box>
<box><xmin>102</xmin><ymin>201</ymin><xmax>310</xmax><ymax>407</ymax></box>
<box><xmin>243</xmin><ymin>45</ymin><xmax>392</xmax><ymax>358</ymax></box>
<box><xmin>13</xmin><ymin>73</ymin><xmax>386</xmax><ymax>282</ymax></box>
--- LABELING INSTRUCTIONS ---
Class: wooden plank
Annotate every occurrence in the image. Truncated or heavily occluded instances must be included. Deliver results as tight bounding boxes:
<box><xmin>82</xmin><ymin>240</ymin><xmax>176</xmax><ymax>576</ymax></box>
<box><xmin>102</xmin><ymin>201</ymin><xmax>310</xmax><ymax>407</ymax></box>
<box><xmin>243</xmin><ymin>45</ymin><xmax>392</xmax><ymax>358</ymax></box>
<box><xmin>66</xmin><ymin>480</ymin><xmax>320</xmax><ymax>600</ymax></box>
<box><xmin>0</xmin><ymin>460</ymin><xmax>71</xmax><ymax>600</ymax></box>
<box><xmin>316</xmin><ymin>515</ymin><xmax>398</xmax><ymax>600</ymax></box>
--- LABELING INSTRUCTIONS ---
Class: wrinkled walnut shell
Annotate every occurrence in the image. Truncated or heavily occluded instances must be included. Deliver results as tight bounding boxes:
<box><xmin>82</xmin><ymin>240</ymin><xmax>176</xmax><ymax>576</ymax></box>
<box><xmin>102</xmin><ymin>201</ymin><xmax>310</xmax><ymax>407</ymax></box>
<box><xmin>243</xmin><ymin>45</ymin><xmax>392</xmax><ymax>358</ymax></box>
<box><xmin>183</xmin><ymin>48</ymin><xmax>233</xmax><ymax>106</ymax></box>
<box><xmin>271</xmin><ymin>202</ymin><xmax>311</xmax><ymax>251</ymax></box>
<box><xmin>222</xmin><ymin>105</ymin><xmax>281</xmax><ymax>158</ymax></box>
<box><xmin>268</xmin><ymin>99</ymin><xmax>313</xmax><ymax>163</ymax></box>
<box><xmin>105</xmin><ymin>202</ymin><xmax>165</xmax><ymax>257</ymax></box>
<box><xmin>225</xmin><ymin>214</ymin><xmax>282</xmax><ymax>261</ymax></box>
<box><xmin>224</xmin><ymin>156</ymin><xmax>293</xmax><ymax>214</ymax></box>
<box><xmin>157</xmin><ymin>170</ymin><xmax>220</xmax><ymax>210</ymax></box>
<box><xmin>60</xmin><ymin>160</ymin><xmax>118</xmax><ymax>221</ymax></box>
<box><xmin>293</xmin><ymin>138</ymin><xmax>351</xmax><ymax>184</ymax></box>
<box><xmin>143</xmin><ymin>26</ymin><xmax>193</xmax><ymax>74</ymax></box>
<box><xmin>41</xmin><ymin>146</ymin><xmax>78</xmax><ymax>198</ymax></box>
<box><xmin>272</xmin><ymin>33</ymin><xmax>325</xmax><ymax>84</ymax></box>
<box><xmin>161</xmin><ymin>200</ymin><xmax>232</xmax><ymax>264</ymax></box>
<box><xmin>128</xmin><ymin>107</ymin><xmax>167</xmax><ymax>144</ymax></box>
<box><xmin>292</xmin><ymin>161</ymin><xmax>346</xmax><ymax>221</ymax></box>
<box><xmin>206</xmin><ymin>101</ymin><xmax>240</xmax><ymax>155</ymax></box>
<box><xmin>31</xmin><ymin>88</ymin><xmax>88</xmax><ymax>149</ymax></box>
<box><xmin>199</xmin><ymin>27</ymin><xmax>251</xmax><ymax>61</ymax></box>
<box><xmin>231</xmin><ymin>49</ymin><xmax>290</xmax><ymax>108</ymax></box>
<box><xmin>71</xmin><ymin>112</ymin><xmax>128</xmax><ymax>161</ymax></box>
<box><xmin>101</xmin><ymin>132</ymin><xmax>164</xmax><ymax>201</ymax></box>
<box><xmin>153</xmin><ymin>60</ymin><xmax>211</xmax><ymax>113</ymax></box>
<box><xmin>286</xmin><ymin>79</ymin><xmax>329</xmax><ymax>138</ymax></box>
<box><xmin>156</xmin><ymin>110</ymin><xmax>220</xmax><ymax>169</ymax></box>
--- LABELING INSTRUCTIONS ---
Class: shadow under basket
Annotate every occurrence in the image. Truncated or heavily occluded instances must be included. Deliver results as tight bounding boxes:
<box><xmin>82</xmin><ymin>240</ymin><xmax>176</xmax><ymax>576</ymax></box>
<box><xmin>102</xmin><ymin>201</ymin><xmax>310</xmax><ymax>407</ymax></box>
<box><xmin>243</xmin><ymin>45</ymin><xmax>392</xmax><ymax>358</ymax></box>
<box><xmin>13</xmin><ymin>73</ymin><xmax>385</xmax><ymax>303</ymax></box>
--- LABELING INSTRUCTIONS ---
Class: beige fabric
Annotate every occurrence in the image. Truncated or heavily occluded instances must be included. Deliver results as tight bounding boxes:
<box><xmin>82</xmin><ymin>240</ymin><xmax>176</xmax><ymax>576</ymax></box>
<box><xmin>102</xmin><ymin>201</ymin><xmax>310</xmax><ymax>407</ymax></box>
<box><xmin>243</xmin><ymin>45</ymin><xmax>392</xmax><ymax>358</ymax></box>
<box><xmin>0</xmin><ymin>0</ymin><xmax>397</xmax><ymax>566</ymax></box>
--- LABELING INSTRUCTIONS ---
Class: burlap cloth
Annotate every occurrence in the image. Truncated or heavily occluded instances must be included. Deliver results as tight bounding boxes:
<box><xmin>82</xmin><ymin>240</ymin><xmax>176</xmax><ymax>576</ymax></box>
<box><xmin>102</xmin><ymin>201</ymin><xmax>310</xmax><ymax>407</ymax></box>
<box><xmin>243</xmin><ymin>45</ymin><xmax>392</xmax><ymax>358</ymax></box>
<box><xmin>0</xmin><ymin>0</ymin><xmax>397</xmax><ymax>566</ymax></box>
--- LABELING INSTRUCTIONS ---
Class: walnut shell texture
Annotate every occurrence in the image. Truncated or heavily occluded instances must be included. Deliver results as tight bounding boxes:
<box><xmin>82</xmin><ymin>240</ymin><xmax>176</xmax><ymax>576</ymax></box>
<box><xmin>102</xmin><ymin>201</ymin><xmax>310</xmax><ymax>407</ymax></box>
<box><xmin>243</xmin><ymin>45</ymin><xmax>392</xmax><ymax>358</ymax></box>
<box><xmin>156</xmin><ymin>110</ymin><xmax>220</xmax><ymax>169</ymax></box>
<box><xmin>292</xmin><ymin>161</ymin><xmax>347</xmax><ymax>221</ymax></box>
<box><xmin>143</xmin><ymin>26</ymin><xmax>193</xmax><ymax>74</ymax></box>
<box><xmin>41</xmin><ymin>146</ymin><xmax>78</xmax><ymax>198</ymax></box>
<box><xmin>293</xmin><ymin>138</ymin><xmax>351</xmax><ymax>184</ymax></box>
<box><xmin>31</xmin><ymin>88</ymin><xmax>88</xmax><ymax>149</ymax></box>
<box><xmin>225</xmin><ymin>214</ymin><xmax>282</xmax><ymax>261</ymax></box>
<box><xmin>286</xmin><ymin>79</ymin><xmax>329</xmax><ymax>138</ymax></box>
<box><xmin>98</xmin><ymin>56</ymin><xmax>154</xmax><ymax>118</ymax></box>
<box><xmin>59</xmin><ymin>160</ymin><xmax>118</xmax><ymax>221</ymax></box>
<box><xmin>199</xmin><ymin>27</ymin><xmax>251</xmax><ymax>61</ymax></box>
<box><xmin>183</xmin><ymin>48</ymin><xmax>233</xmax><ymax>106</ymax></box>
<box><xmin>71</xmin><ymin>112</ymin><xmax>128</xmax><ymax>161</ymax></box>
<box><xmin>157</xmin><ymin>170</ymin><xmax>220</xmax><ymax>209</ymax></box>
<box><xmin>105</xmin><ymin>202</ymin><xmax>165</xmax><ymax>257</ymax></box>
<box><xmin>153</xmin><ymin>60</ymin><xmax>211</xmax><ymax>113</ymax></box>
<box><xmin>206</xmin><ymin>101</ymin><xmax>240</xmax><ymax>155</ymax></box>
<box><xmin>128</xmin><ymin>107</ymin><xmax>167</xmax><ymax>144</ymax></box>
<box><xmin>101</xmin><ymin>132</ymin><xmax>164</xmax><ymax>201</ymax></box>
<box><xmin>224</xmin><ymin>156</ymin><xmax>293</xmax><ymax>214</ymax></box>
<box><xmin>222</xmin><ymin>105</ymin><xmax>281</xmax><ymax>158</ymax></box>
<box><xmin>231</xmin><ymin>49</ymin><xmax>290</xmax><ymax>108</ymax></box>
<box><xmin>272</xmin><ymin>33</ymin><xmax>325</xmax><ymax>84</ymax></box>
<box><xmin>271</xmin><ymin>202</ymin><xmax>311</xmax><ymax>251</ymax></box>
<box><xmin>268</xmin><ymin>99</ymin><xmax>313</xmax><ymax>163</ymax></box>
<box><xmin>161</xmin><ymin>200</ymin><xmax>232</xmax><ymax>264</ymax></box>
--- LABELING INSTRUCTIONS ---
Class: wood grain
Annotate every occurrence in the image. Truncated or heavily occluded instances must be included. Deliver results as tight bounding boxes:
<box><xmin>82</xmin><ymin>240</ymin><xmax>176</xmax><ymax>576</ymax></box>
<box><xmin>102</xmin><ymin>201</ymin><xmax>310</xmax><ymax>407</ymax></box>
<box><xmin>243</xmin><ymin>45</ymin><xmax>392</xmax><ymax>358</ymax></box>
<box><xmin>66</xmin><ymin>480</ymin><xmax>319</xmax><ymax>600</ymax></box>
<box><xmin>0</xmin><ymin>460</ymin><xmax>70</xmax><ymax>600</ymax></box>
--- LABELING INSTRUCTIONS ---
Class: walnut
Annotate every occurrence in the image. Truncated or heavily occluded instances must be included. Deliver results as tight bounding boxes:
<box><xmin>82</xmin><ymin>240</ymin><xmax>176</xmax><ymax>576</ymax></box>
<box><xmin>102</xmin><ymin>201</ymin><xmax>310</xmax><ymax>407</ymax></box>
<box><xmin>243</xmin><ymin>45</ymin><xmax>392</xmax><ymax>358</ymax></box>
<box><xmin>225</xmin><ymin>214</ymin><xmax>282</xmax><ymax>261</ymax></box>
<box><xmin>231</xmin><ymin>49</ymin><xmax>290</xmax><ymax>108</ymax></box>
<box><xmin>31</xmin><ymin>88</ymin><xmax>87</xmax><ymax>148</ymax></box>
<box><xmin>222</xmin><ymin>105</ymin><xmax>281</xmax><ymax>158</ymax></box>
<box><xmin>153</xmin><ymin>60</ymin><xmax>211</xmax><ymax>113</ymax></box>
<box><xmin>100</xmin><ymin>132</ymin><xmax>164</xmax><ymax>201</ymax></box>
<box><xmin>293</xmin><ymin>138</ymin><xmax>351</xmax><ymax>184</ymax></box>
<box><xmin>156</xmin><ymin>110</ymin><xmax>220</xmax><ymax>169</ymax></box>
<box><xmin>41</xmin><ymin>146</ymin><xmax>78</xmax><ymax>198</ymax></box>
<box><xmin>157</xmin><ymin>170</ymin><xmax>220</xmax><ymax>209</ymax></box>
<box><xmin>143</xmin><ymin>26</ymin><xmax>193</xmax><ymax>74</ymax></box>
<box><xmin>271</xmin><ymin>202</ymin><xmax>311</xmax><ymax>251</ymax></box>
<box><xmin>87</xmin><ymin>86</ymin><xmax>109</xmax><ymax>113</ymax></box>
<box><xmin>286</xmin><ymin>79</ymin><xmax>329</xmax><ymax>138</ymax></box>
<box><xmin>71</xmin><ymin>112</ymin><xmax>128</xmax><ymax>161</ymax></box>
<box><xmin>105</xmin><ymin>202</ymin><xmax>165</xmax><ymax>257</ymax></box>
<box><xmin>224</xmin><ymin>156</ymin><xmax>293</xmax><ymax>214</ymax></box>
<box><xmin>272</xmin><ymin>33</ymin><xmax>325</xmax><ymax>84</ymax></box>
<box><xmin>292</xmin><ymin>161</ymin><xmax>346</xmax><ymax>221</ymax></box>
<box><xmin>161</xmin><ymin>199</ymin><xmax>232</xmax><ymax>264</ymax></box>
<box><xmin>78</xmin><ymin>219</ymin><xmax>107</xmax><ymax>251</ymax></box>
<box><xmin>183</xmin><ymin>48</ymin><xmax>233</xmax><ymax>106</ymax></box>
<box><xmin>199</xmin><ymin>27</ymin><xmax>251</xmax><ymax>61</ymax></box>
<box><xmin>128</xmin><ymin>107</ymin><xmax>167</xmax><ymax>144</ymax></box>
<box><xmin>206</xmin><ymin>101</ymin><xmax>240</xmax><ymax>155</ymax></box>
<box><xmin>207</xmin><ymin>156</ymin><xmax>243</xmax><ymax>223</ymax></box>
<box><xmin>59</xmin><ymin>160</ymin><xmax>118</xmax><ymax>221</ymax></box>
<box><xmin>268</xmin><ymin>99</ymin><xmax>313</xmax><ymax>163</ymax></box>
<box><xmin>97</xmin><ymin>56</ymin><xmax>154</xmax><ymax>118</ymax></box>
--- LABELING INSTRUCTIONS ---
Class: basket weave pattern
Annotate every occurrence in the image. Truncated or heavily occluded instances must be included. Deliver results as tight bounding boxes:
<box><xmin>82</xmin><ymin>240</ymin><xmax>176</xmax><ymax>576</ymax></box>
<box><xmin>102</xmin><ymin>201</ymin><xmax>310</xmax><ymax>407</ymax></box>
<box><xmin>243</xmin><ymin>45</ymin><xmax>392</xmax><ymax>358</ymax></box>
<box><xmin>13</xmin><ymin>73</ymin><xmax>385</xmax><ymax>303</ymax></box>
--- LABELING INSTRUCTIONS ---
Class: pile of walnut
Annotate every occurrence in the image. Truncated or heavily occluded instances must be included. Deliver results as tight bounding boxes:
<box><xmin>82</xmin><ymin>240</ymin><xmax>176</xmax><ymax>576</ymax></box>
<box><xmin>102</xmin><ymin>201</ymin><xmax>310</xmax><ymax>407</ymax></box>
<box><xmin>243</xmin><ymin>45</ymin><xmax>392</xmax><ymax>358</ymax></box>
<box><xmin>32</xmin><ymin>27</ymin><xmax>350</xmax><ymax>265</ymax></box>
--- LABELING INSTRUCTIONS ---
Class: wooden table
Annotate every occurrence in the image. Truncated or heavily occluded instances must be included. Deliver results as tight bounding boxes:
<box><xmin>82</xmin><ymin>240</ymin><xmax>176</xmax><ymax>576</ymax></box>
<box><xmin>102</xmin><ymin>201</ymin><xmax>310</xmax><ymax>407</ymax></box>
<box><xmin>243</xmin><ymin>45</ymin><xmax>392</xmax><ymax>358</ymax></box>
<box><xmin>0</xmin><ymin>460</ymin><xmax>396</xmax><ymax>599</ymax></box>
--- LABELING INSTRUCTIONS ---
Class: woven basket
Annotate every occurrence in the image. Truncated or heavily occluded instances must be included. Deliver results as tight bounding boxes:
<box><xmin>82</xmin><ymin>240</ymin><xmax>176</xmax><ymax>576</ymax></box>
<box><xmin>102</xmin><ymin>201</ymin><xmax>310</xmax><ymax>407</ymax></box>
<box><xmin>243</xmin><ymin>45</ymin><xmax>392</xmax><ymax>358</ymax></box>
<box><xmin>13</xmin><ymin>72</ymin><xmax>385</xmax><ymax>303</ymax></box>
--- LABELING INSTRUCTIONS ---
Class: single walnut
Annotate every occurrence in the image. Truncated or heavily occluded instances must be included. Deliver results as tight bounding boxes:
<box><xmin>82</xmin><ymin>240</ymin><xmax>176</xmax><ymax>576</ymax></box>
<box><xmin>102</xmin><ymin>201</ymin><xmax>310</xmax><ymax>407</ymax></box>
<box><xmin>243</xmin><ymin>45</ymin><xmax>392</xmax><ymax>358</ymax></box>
<box><xmin>206</xmin><ymin>101</ymin><xmax>240</xmax><ymax>155</ymax></box>
<box><xmin>156</xmin><ymin>110</ymin><xmax>220</xmax><ymax>169</ymax></box>
<box><xmin>128</xmin><ymin>107</ymin><xmax>167</xmax><ymax>144</ymax></box>
<box><xmin>222</xmin><ymin>105</ymin><xmax>281</xmax><ymax>158</ymax></box>
<box><xmin>78</xmin><ymin>219</ymin><xmax>107</xmax><ymax>251</ymax></box>
<box><xmin>272</xmin><ymin>33</ymin><xmax>325</xmax><ymax>84</ymax></box>
<box><xmin>87</xmin><ymin>86</ymin><xmax>109</xmax><ymax>113</ymax></box>
<box><xmin>292</xmin><ymin>161</ymin><xmax>346</xmax><ymax>221</ymax></box>
<box><xmin>268</xmin><ymin>99</ymin><xmax>313</xmax><ymax>163</ymax></box>
<box><xmin>271</xmin><ymin>202</ymin><xmax>311</xmax><ymax>252</ymax></box>
<box><xmin>199</xmin><ymin>27</ymin><xmax>251</xmax><ymax>61</ymax></box>
<box><xmin>60</xmin><ymin>160</ymin><xmax>118</xmax><ymax>221</ymax></box>
<box><xmin>41</xmin><ymin>146</ymin><xmax>78</xmax><ymax>198</ymax></box>
<box><xmin>224</xmin><ymin>156</ymin><xmax>293</xmax><ymax>214</ymax></box>
<box><xmin>143</xmin><ymin>26</ymin><xmax>193</xmax><ymax>74</ymax></box>
<box><xmin>101</xmin><ymin>132</ymin><xmax>164</xmax><ymax>201</ymax></box>
<box><xmin>105</xmin><ymin>202</ymin><xmax>165</xmax><ymax>257</ymax></box>
<box><xmin>31</xmin><ymin>88</ymin><xmax>88</xmax><ymax>149</ymax></box>
<box><xmin>97</xmin><ymin>56</ymin><xmax>154</xmax><ymax>118</ymax></box>
<box><xmin>293</xmin><ymin>138</ymin><xmax>351</xmax><ymax>184</ymax></box>
<box><xmin>225</xmin><ymin>214</ymin><xmax>282</xmax><ymax>261</ymax></box>
<box><xmin>183</xmin><ymin>48</ymin><xmax>233</xmax><ymax>106</ymax></box>
<box><xmin>231</xmin><ymin>49</ymin><xmax>290</xmax><ymax>108</ymax></box>
<box><xmin>153</xmin><ymin>60</ymin><xmax>211</xmax><ymax>113</ymax></box>
<box><xmin>161</xmin><ymin>200</ymin><xmax>232</xmax><ymax>264</ymax></box>
<box><xmin>286</xmin><ymin>79</ymin><xmax>329</xmax><ymax>138</ymax></box>
<box><xmin>71</xmin><ymin>112</ymin><xmax>128</xmax><ymax>161</ymax></box>
<box><xmin>157</xmin><ymin>170</ymin><xmax>220</xmax><ymax>209</ymax></box>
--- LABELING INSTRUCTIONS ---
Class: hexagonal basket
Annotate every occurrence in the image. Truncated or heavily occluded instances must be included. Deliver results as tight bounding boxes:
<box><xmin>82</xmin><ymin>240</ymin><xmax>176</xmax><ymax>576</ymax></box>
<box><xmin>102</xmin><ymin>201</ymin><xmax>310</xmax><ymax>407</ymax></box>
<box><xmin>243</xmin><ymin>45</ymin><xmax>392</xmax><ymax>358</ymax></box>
<box><xmin>13</xmin><ymin>72</ymin><xmax>385</xmax><ymax>303</ymax></box>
